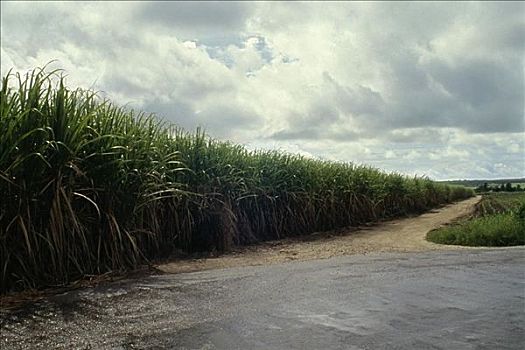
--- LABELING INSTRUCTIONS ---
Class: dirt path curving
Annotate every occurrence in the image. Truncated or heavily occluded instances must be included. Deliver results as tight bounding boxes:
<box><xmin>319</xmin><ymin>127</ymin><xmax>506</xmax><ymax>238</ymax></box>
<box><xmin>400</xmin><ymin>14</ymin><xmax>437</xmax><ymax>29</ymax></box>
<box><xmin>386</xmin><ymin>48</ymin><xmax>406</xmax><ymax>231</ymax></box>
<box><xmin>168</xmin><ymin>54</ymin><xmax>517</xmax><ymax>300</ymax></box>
<box><xmin>158</xmin><ymin>196</ymin><xmax>481</xmax><ymax>274</ymax></box>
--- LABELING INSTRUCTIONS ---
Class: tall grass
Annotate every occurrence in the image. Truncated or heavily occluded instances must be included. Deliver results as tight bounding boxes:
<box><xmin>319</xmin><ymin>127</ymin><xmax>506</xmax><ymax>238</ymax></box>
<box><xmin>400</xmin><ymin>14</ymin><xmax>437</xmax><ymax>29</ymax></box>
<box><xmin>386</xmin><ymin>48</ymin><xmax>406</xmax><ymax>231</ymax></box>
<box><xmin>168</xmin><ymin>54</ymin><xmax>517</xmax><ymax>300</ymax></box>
<box><xmin>473</xmin><ymin>192</ymin><xmax>525</xmax><ymax>216</ymax></box>
<box><xmin>0</xmin><ymin>68</ymin><xmax>474</xmax><ymax>292</ymax></box>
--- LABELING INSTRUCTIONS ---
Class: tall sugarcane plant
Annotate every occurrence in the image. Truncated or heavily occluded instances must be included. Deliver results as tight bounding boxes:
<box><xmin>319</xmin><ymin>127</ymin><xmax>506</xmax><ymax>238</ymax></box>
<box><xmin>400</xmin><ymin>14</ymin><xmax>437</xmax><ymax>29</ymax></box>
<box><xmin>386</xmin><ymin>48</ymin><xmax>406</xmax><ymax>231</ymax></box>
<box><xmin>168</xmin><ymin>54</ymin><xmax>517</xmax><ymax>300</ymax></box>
<box><xmin>0</xmin><ymin>67</ymin><xmax>474</xmax><ymax>292</ymax></box>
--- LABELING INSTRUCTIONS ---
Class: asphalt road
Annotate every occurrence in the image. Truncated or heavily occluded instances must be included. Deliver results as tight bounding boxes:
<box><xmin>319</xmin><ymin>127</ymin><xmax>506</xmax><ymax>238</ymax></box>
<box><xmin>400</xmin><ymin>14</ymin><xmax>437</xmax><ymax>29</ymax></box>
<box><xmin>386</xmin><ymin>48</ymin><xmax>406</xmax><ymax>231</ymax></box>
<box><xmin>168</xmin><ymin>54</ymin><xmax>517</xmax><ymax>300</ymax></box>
<box><xmin>1</xmin><ymin>248</ymin><xmax>524</xmax><ymax>349</ymax></box>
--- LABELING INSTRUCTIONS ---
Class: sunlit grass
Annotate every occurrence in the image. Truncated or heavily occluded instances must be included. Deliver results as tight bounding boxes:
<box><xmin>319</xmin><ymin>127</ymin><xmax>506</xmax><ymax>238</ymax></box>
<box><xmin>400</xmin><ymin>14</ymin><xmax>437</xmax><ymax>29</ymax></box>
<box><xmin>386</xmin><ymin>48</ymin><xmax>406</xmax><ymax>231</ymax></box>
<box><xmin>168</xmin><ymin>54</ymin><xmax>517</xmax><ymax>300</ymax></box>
<box><xmin>427</xmin><ymin>212</ymin><xmax>525</xmax><ymax>246</ymax></box>
<box><xmin>474</xmin><ymin>192</ymin><xmax>525</xmax><ymax>216</ymax></box>
<box><xmin>428</xmin><ymin>193</ymin><xmax>525</xmax><ymax>246</ymax></box>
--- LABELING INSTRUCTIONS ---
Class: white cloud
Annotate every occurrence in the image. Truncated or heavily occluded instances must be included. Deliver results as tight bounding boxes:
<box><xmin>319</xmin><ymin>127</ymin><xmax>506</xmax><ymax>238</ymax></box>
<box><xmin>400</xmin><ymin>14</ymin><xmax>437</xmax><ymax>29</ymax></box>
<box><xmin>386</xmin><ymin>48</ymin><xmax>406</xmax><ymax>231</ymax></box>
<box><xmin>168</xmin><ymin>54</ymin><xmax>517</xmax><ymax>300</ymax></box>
<box><xmin>1</xmin><ymin>1</ymin><xmax>523</xmax><ymax>180</ymax></box>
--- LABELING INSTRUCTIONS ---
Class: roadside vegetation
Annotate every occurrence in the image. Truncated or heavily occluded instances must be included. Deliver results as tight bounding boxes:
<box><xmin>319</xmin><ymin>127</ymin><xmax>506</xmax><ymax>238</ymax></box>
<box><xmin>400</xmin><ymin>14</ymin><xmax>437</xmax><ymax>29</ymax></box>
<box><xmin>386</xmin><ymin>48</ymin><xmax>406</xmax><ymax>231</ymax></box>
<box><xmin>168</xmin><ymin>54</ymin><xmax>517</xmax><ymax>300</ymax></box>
<box><xmin>439</xmin><ymin>178</ymin><xmax>525</xmax><ymax>192</ymax></box>
<box><xmin>474</xmin><ymin>182</ymin><xmax>524</xmax><ymax>193</ymax></box>
<box><xmin>0</xmin><ymin>68</ymin><xmax>474</xmax><ymax>293</ymax></box>
<box><xmin>427</xmin><ymin>193</ymin><xmax>525</xmax><ymax>247</ymax></box>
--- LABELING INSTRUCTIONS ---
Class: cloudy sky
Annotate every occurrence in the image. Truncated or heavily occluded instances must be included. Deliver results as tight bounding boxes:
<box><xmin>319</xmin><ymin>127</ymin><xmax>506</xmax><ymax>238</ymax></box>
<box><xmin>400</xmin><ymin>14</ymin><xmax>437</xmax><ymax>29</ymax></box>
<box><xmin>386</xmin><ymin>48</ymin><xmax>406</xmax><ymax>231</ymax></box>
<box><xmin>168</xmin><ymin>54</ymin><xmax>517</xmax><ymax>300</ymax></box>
<box><xmin>1</xmin><ymin>1</ymin><xmax>524</xmax><ymax>180</ymax></box>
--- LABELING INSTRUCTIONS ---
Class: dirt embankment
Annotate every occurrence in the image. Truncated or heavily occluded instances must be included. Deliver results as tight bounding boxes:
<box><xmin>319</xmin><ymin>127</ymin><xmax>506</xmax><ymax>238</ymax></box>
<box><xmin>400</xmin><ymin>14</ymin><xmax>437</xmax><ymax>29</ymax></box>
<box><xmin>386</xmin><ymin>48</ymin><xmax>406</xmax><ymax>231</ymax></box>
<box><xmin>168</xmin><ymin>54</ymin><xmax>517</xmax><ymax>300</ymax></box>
<box><xmin>158</xmin><ymin>196</ymin><xmax>481</xmax><ymax>274</ymax></box>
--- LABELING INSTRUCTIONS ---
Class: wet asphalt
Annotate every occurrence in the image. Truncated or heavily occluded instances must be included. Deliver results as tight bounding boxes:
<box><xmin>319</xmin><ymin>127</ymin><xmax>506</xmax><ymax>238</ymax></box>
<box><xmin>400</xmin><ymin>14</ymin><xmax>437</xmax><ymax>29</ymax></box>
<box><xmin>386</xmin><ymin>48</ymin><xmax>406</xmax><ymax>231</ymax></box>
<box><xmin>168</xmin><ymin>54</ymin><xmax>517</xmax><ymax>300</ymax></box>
<box><xmin>1</xmin><ymin>248</ymin><xmax>524</xmax><ymax>350</ymax></box>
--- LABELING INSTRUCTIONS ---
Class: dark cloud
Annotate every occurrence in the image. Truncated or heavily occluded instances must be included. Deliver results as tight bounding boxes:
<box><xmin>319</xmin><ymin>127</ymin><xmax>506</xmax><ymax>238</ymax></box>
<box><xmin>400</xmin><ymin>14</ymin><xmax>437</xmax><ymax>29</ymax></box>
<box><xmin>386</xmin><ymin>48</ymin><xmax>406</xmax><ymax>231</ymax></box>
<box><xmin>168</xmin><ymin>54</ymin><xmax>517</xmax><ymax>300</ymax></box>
<box><xmin>428</xmin><ymin>60</ymin><xmax>506</xmax><ymax>108</ymax></box>
<box><xmin>268</xmin><ymin>74</ymin><xmax>387</xmax><ymax>142</ymax></box>
<box><xmin>384</xmin><ymin>56</ymin><xmax>525</xmax><ymax>134</ymax></box>
<box><xmin>426</xmin><ymin>58</ymin><xmax>523</xmax><ymax>133</ymax></box>
<box><xmin>270</xmin><ymin>129</ymin><xmax>322</xmax><ymax>141</ymax></box>
<box><xmin>270</xmin><ymin>104</ymin><xmax>342</xmax><ymax>142</ymax></box>
<box><xmin>142</xmin><ymin>98</ymin><xmax>195</xmax><ymax>129</ymax></box>
<box><xmin>191</xmin><ymin>104</ymin><xmax>263</xmax><ymax>139</ymax></box>
<box><xmin>138</xmin><ymin>2</ymin><xmax>252</xmax><ymax>38</ymax></box>
<box><xmin>323</xmin><ymin>73</ymin><xmax>386</xmax><ymax>117</ymax></box>
<box><xmin>270</xmin><ymin>128</ymin><xmax>360</xmax><ymax>142</ymax></box>
<box><xmin>140</xmin><ymin>97</ymin><xmax>263</xmax><ymax>140</ymax></box>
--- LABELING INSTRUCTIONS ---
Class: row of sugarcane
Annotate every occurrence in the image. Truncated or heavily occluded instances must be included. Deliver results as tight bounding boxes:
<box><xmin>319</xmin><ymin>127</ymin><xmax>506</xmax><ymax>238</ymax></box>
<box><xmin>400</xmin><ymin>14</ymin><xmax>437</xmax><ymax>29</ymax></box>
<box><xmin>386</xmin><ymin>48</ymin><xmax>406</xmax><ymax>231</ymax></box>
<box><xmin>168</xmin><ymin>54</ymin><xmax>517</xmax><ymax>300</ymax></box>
<box><xmin>0</xmin><ymin>68</ymin><xmax>474</xmax><ymax>292</ymax></box>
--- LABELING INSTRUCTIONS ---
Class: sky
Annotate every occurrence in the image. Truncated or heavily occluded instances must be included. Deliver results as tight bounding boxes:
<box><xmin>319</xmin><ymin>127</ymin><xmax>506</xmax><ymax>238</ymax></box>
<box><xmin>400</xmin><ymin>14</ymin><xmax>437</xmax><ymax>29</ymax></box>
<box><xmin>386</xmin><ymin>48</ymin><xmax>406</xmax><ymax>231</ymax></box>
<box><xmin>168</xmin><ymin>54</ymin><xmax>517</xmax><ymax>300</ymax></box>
<box><xmin>1</xmin><ymin>1</ymin><xmax>524</xmax><ymax>180</ymax></box>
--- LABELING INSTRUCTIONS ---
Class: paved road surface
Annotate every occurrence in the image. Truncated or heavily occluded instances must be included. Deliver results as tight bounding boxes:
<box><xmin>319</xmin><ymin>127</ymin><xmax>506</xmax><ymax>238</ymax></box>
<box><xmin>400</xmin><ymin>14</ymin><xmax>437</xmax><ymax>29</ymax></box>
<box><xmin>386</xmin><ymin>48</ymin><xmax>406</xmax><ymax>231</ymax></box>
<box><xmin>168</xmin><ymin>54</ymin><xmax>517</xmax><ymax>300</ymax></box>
<box><xmin>1</xmin><ymin>248</ymin><xmax>524</xmax><ymax>349</ymax></box>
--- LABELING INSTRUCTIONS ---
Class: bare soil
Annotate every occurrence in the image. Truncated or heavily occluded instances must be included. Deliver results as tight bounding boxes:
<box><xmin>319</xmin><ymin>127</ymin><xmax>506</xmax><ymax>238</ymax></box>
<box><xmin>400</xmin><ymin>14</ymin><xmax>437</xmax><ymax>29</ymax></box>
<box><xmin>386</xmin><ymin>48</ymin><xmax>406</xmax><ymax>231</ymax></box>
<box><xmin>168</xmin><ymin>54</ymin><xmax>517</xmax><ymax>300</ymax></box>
<box><xmin>158</xmin><ymin>196</ymin><xmax>481</xmax><ymax>274</ymax></box>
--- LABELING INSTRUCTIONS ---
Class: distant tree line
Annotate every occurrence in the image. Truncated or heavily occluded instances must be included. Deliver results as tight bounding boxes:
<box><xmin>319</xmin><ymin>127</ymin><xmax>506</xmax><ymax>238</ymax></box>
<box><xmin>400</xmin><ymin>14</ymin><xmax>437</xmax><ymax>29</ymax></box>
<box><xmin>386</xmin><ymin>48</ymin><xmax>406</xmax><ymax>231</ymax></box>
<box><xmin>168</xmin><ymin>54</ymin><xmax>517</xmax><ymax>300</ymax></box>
<box><xmin>440</xmin><ymin>178</ymin><xmax>525</xmax><ymax>188</ymax></box>
<box><xmin>475</xmin><ymin>182</ymin><xmax>524</xmax><ymax>193</ymax></box>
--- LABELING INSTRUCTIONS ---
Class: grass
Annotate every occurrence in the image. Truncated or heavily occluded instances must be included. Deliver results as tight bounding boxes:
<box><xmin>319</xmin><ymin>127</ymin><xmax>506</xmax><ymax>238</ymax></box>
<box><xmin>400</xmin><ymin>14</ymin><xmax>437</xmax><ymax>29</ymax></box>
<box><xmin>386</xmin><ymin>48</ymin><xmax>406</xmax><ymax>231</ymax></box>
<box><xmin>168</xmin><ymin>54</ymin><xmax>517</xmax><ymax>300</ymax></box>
<box><xmin>427</xmin><ymin>193</ymin><xmax>525</xmax><ymax>247</ymax></box>
<box><xmin>0</xmin><ymin>67</ymin><xmax>474</xmax><ymax>293</ymax></box>
<box><xmin>474</xmin><ymin>192</ymin><xmax>525</xmax><ymax>216</ymax></box>
<box><xmin>427</xmin><ymin>212</ymin><xmax>525</xmax><ymax>246</ymax></box>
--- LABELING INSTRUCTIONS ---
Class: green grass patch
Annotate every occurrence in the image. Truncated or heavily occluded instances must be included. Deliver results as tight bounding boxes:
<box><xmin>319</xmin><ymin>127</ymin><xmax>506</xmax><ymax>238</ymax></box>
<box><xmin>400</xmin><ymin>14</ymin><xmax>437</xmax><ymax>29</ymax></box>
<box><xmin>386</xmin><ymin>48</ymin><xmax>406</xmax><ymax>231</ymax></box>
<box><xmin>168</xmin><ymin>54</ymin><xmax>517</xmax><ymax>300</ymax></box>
<box><xmin>428</xmin><ymin>194</ymin><xmax>525</xmax><ymax>247</ymax></box>
<box><xmin>427</xmin><ymin>212</ymin><xmax>525</xmax><ymax>246</ymax></box>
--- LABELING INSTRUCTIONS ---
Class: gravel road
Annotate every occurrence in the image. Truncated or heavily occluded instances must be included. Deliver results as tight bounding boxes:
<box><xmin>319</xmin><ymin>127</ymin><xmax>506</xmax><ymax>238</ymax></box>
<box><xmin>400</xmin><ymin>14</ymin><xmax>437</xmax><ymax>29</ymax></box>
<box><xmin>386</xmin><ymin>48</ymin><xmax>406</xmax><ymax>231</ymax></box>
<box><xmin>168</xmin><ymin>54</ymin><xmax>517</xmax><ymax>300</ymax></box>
<box><xmin>1</xmin><ymin>248</ymin><xmax>524</xmax><ymax>349</ymax></box>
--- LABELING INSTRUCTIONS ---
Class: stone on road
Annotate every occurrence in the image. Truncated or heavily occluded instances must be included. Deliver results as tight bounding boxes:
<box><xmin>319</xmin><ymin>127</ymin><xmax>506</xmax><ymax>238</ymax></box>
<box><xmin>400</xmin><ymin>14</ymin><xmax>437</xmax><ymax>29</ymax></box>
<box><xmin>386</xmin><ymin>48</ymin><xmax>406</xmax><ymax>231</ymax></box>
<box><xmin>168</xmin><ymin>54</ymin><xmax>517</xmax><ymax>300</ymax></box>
<box><xmin>1</xmin><ymin>248</ymin><xmax>524</xmax><ymax>349</ymax></box>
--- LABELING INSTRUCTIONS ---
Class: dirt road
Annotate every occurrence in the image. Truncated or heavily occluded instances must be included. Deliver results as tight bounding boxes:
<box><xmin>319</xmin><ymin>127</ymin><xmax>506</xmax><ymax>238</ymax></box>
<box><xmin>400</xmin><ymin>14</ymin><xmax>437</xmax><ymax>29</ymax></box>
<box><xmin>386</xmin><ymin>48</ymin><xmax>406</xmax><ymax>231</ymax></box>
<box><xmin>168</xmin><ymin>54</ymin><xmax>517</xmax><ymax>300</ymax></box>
<box><xmin>159</xmin><ymin>196</ymin><xmax>481</xmax><ymax>274</ymax></box>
